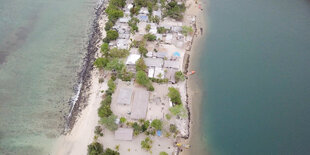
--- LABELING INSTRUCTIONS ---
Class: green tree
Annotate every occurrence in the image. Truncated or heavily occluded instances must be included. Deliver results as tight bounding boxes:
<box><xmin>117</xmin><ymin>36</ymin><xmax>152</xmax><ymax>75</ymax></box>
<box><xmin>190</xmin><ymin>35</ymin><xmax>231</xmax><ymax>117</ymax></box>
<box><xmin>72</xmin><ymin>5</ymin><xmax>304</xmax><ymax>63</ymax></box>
<box><xmin>101</xmin><ymin>43</ymin><xmax>110</xmax><ymax>57</ymax></box>
<box><xmin>104</xmin><ymin>30</ymin><xmax>119</xmax><ymax>43</ymax></box>
<box><xmin>94</xmin><ymin>126</ymin><xmax>103</xmax><ymax>136</ymax></box>
<box><xmin>98</xmin><ymin>103</ymin><xmax>112</xmax><ymax>118</ymax></box>
<box><xmin>109</xmin><ymin>48</ymin><xmax>129</xmax><ymax>58</ymax></box>
<box><xmin>144</xmin><ymin>33</ymin><xmax>157</xmax><ymax>41</ymax></box>
<box><xmin>141</xmin><ymin>120</ymin><xmax>150</xmax><ymax>132</ymax></box>
<box><xmin>138</xmin><ymin>45</ymin><xmax>148</xmax><ymax>57</ymax></box>
<box><xmin>105</xmin><ymin>20</ymin><xmax>114</xmax><ymax>31</ymax></box>
<box><xmin>151</xmin><ymin>119</ymin><xmax>162</xmax><ymax>130</ymax></box>
<box><xmin>168</xmin><ymin>87</ymin><xmax>182</xmax><ymax>105</ymax></box>
<box><xmin>181</xmin><ymin>26</ymin><xmax>193</xmax><ymax>36</ymax></box>
<box><xmin>135</xmin><ymin>58</ymin><xmax>147</xmax><ymax>71</ymax></box>
<box><xmin>103</xmin><ymin>148</ymin><xmax>120</xmax><ymax>155</ymax></box>
<box><xmin>105</xmin><ymin>59</ymin><xmax>124</xmax><ymax>71</ymax></box>
<box><xmin>87</xmin><ymin>142</ymin><xmax>104</xmax><ymax>155</ymax></box>
<box><xmin>175</xmin><ymin>71</ymin><xmax>185</xmax><ymax>82</ymax></box>
<box><xmin>157</xmin><ymin>27</ymin><xmax>167</xmax><ymax>34</ymax></box>
<box><xmin>150</xmin><ymin>15</ymin><xmax>160</xmax><ymax>24</ymax></box>
<box><xmin>164</xmin><ymin>0</ymin><xmax>186</xmax><ymax>20</ymax></box>
<box><xmin>109</xmin><ymin>0</ymin><xmax>126</xmax><ymax>8</ymax></box>
<box><xmin>100</xmin><ymin>114</ymin><xmax>118</xmax><ymax>131</ymax></box>
<box><xmin>120</xmin><ymin>117</ymin><xmax>126</xmax><ymax>124</ymax></box>
<box><xmin>169</xmin><ymin>124</ymin><xmax>177</xmax><ymax>133</ymax></box>
<box><xmin>128</xmin><ymin>17</ymin><xmax>140</xmax><ymax>33</ymax></box>
<box><xmin>94</xmin><ymin>57</ymin><xmax>109</xmax><ymax>69</ymax></box>
<box><xmin>108</xmin><ymin>79</ymin><xmax>116</xmax><ymax>92</ymax></box>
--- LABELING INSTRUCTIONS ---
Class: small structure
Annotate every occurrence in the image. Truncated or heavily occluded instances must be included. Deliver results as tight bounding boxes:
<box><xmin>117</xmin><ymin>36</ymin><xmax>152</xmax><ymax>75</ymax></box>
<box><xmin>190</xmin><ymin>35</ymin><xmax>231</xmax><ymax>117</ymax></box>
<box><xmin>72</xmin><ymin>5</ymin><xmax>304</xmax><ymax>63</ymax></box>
<box><xmin>165</xmin><ymin>34</ymin><xmax>173</xmax><ymax>44</ymax></box>
<box><xmin>148</xmin><ymin>67</ymin><xmax>155</xmax><ymax>78</ymax></box>
<box><xmin>115</xmin><ymin>128</ymin><xmax>133</xmax><ymax>141</ymax></box>
<box><xmin>126</xmin><ymin>54</ymin><xmax>141</xmax><ymax>65</ymax></box>
<box><xmin>137</xmin><ymin>14</ymin><xmax>149</xmax><ymax>22</ymax></box>
<box><xmin>131</xmin><ymin>89</ymin><xmax>149</xmax><ymax>119</ymax></box>
<box><xmin>144</xmin><ymin>58</ymin><xmax>164</xmax><ymax>68</ymax></box>
<box><xmin>119</xmin><ymin>17</ymin><xmax>131</xmax><ymax>23</ymax></box>
<box><xmin>164</xmin><ymin>60</ymin><xmax>180</xmax><ymax>69</ymax></box>
<box><xmin>149</xmin><ymin>23</ymin><xmax>157</xmax><ymax>34</ymax></box>
<box><xmin>116</xmin><ymin>87</ymin><xmax>133</xmax><ymax>105</ymax></box>
<box><xmin>156</xmin><ymin>34</ymin><xmax>163</xmax><ymax>40</ymax></box>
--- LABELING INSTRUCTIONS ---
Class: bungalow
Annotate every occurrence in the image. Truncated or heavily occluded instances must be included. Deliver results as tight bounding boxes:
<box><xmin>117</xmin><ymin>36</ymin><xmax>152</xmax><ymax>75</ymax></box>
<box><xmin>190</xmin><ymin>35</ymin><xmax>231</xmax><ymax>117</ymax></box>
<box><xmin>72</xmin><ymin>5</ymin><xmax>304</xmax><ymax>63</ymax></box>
<box><xmin>131</xmin><ymin>89</ymin><xmax>149</xmax><ymax>120</ymax></box>
<box><xmin>137</xmin><ymin>14</ymin><xmax>148</xmax><ymax>22</ymax></box>
<box><xmin>116</xmin><ymin>87</ymin><xmax>133</xmax><ymax>105</ymax></box>
<box><xmin>139</xmin><ymin>7</ymin><xmax>149</xmax><ymax>14</ymax></box>
<box><xmin>144</xmin><ymin>58</ymin><xmax>164</xmax><ymax>68</ymax></box>
<box><xmin>164</xmin><ymin>60</ymin><xmax>180</xmax><ymax>69</ymax></box>
<box><xmin>116</xmin><ymin>39</ymin><xmax>130</xmax><ymax>49</ymax></box>
<box><xmin>126</xmin><ymin>53</ymin><xmax>141</xmax><ymax>65</ymax></box>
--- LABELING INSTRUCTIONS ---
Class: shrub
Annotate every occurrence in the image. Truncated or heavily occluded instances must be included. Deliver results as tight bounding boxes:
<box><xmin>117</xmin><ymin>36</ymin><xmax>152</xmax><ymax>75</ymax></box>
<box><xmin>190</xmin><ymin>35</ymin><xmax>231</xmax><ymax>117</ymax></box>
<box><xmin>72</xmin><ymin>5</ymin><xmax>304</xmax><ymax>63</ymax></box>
<box><xmin>109</xmin><ymin>48</ymin><xmax>129</xmax><ymax>58</ymax></box>
<box><xmin>95</xmin><ymin>126</ymin><xmax>103</xmax><ymax>136</ymax></box>
<box><xmin>144</xmin><ymin>33</ymin><xmax>157</xmax><ymax>41</ymax></box>
<box><xmin>120</xmin><ymin>117</ymin><xmax>126</xmax><ymax>124</ymax></box>
<box><xmin>135</xmin><ymin>58</ymin><xmax>147</xmax><ymax>72</ymax></box>
<box><xmin>151</xmin><ymin>119</ymin><xmax>162</xmax><ymax>130</ymax></box>
<box><xmin>132</xmin><ymin>122</ymin><xmax>142</xmax><ymax>135</ymax></box>
<box><xmin>157</xmin><ymin>27</ymin><xmax>167</xmax><ymax>34</ymax></box>
<box><xmin>160</xmin><ymin>151</ymin><xmax>168</xmax><ymax>155</ymax></box>
<box><xmin>168</xmin><ymin>87</ymin><xmax>182</xmax><ymax>105</ymax></box>
<box><xmin>175</xmin><ymin>71</ymin><xmax>185</xmax><ymax>82</ymax></box>
<box><xmin>181</xmin><ymin>26</ymin><xmax>193</xmax><ymax>36</ymax></box>
<box><xmin>99</xmin><ymin>78</ymin><xmax>104</xmax><ymax>83</ymax></box>
<box><xmin>165</xmin><ymin>114</ymin><xmax>171</xmax><ymax>120</ymax></box>
<box><xmin>102</xmin><ymin>95</ymin><xmax>112</xmax><ymax>105</ymax></box>
<box><xmin>94</xmin><ymin>57</ymin><xmax>109</xmax><ymax>69</ymax></box>
<box><xmin>141</xmin><ymin>137</ymin><xmax>153</xmax><ymax>152</ymax></box>
<box><xmin>141</xmin><ymin>120</ymin><xmax>150</xmax><ymax>132</ymax></box>
<box><xmin>108</xmin><ymin>79</ymin><xmax>116</xmax><ymax>93</ymax></box>
<box><xmin>118</xmin><ymin>68</ymin><xmax>134</xmax><ymax>81</ymax></box>
<box><xmin>109</xmin><ymin>0</ymin><xmax>126</xmax><ymax>8</ymax></box>
<box><xmin>145</xmin><ymin>24</ymin><xmax>151</xmax><ymax>32</ymax></box>
<box><xmin>169</xmin><ymin>104</ymin><xmax>187</xmax><ymax>118</ymax></box>
<box><xmin>150</xmin><ymin>15</ymin><xmax>160</xmax><ymax>24</ymax></box>
<box><xmin>169</xmin><ymin>124</ymin><xmax>177</xmax><ymax>133</ymax></box>
<box><xmin>100</xmin><ymin>114</ymin><xmax>118</xmax><ymax>131</ymax></box>
<box><xmin>149</xmin><ymin>78</ymin><xmax>169</xmax><ymax>84</ymax></box>
<box><xmin>106</xmin><ymin>5</ymin><xmax>124</xmax><ymax>23</ymax></box>
<box><xmin>88</xmin><ymin>142</ymin><xmax>104</xmax><ymax>155</ymax></box>
<box><xmin>104</xmin><ymin>30</ymin><xmax>119</xmax><ymax>43</ymax></box>
<box><xmin>101</xmin><ymin>43</ymin><xmax>110</xmax><ymax>57</ymax></box>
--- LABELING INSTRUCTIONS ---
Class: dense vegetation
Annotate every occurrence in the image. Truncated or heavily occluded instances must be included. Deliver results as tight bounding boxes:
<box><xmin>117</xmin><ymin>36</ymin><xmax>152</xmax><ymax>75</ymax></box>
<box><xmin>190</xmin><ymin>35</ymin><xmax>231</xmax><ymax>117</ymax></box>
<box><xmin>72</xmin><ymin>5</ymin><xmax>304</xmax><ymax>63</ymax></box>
<box><xmin>135</xmin><ymin>58</ymin><xmax>147</xmax><ymax>72</ymax></box>
<box><xmin>87</xmin><ymin>142</ymin><xmax>120</xmax><ymax>155</ymax></box>
<box><xmin>164</xmin><ymin>0</ymin><xmax>186</xmax><ymax>20</ymax></box>
<box><xmin>141</xmin><ymin>137</ymin><xmax>153</xmax><ymax>152</ymax></box>
<box><xmin>144</xmin><ymin>33</ymin><xmax>157</xmax><ymax>41</ymax></box>
<box><xmin>151</xmin><ymin>119</ymin><xmax>162</xmax><ymax>130</ymax></box>
<box><xmin>169</xmin><ymin>104</ymin><xmax>187</xmax><ymax>118</ymax></box>
<box><xmin>168</xmin><ymin>87</ymin><xmax>182</xmax><ymax>105</ymax></box>
<box><xmin>175</xmin><ymin>71</ymin><xmax>185</xmax><ymax>82</ymax></box>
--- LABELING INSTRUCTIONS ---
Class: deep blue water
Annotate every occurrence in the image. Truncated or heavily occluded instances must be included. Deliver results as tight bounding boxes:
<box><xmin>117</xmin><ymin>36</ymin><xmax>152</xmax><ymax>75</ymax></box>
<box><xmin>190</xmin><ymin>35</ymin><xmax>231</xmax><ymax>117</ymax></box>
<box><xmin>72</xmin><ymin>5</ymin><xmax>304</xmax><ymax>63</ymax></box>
<box><xmin>200</xmin><ymin>0</ymin><xmax>310</xmax><ymax>154</ymax></box>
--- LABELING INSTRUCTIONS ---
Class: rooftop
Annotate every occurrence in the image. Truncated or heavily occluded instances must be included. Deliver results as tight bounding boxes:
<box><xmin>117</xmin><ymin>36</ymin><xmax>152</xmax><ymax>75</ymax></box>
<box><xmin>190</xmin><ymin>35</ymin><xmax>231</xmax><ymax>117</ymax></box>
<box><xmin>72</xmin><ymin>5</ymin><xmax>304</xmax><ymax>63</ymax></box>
<box><xmin>164</xmin><ymin>60</ymin><xmax>180</xmax><ymax>69</ymax></box>
<box><xmin>131</xmin><ymin>89</ymin><xmax>149</xmax><ymax>120</ymax></box>
<box><xmin>116</xmin><ymin>87</ymin><xmax>133</xmax><ymax>105</ymax></box>
<box><xmin>144</xmin><ymin>58</ymin><xmax>164</xmax><ymax>68</ymax></box>
<box><xmin>126</xmin><ymin>54</ymin><xmax>141</xmax><ymax>65</ymax></box>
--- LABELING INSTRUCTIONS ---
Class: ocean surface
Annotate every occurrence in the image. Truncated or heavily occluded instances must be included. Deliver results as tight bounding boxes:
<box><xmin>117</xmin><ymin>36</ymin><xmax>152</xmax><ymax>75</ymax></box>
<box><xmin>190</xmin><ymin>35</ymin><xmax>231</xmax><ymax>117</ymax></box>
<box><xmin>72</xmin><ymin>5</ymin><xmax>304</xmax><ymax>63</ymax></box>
<box><xmin>195</xmin><ymin>0</ymin><xmax>310</xmax><ymax>154</ymax></box>
<box><xmin>0</xmin><ymin>0</ymin><xmax>98</xmax><ymax>154</ymax></box>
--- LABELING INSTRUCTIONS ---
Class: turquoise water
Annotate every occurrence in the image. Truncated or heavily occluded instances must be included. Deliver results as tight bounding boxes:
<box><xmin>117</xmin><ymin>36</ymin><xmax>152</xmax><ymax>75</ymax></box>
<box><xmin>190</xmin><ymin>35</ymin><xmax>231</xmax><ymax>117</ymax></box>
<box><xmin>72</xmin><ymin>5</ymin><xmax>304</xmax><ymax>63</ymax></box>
<box><xmin>0</xmin><ymin>0</ymin><xmax>98</xmax><ymax>154</ymax></box>
<box><xmin>199</xmin><ymin>0</ymin><xmax>310</xmax><ymax>154</ymax></box>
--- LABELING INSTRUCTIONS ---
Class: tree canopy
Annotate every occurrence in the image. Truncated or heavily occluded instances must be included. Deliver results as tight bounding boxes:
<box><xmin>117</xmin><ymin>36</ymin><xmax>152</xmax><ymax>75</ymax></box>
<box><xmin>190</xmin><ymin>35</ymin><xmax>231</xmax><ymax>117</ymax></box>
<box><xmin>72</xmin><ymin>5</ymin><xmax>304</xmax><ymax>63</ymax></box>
<box><xmin>151</xmin><ymin>119</ymin><xmax>162</xmax><ymax>130</ymax></box>
<box><xmin>109</xmin><ymin>48</ymin><xmax>129</xmax><ymax>58</ymax></box>
<box><xmin>94</xmin><ymin>57</ymin><xmax>109</xmax><ymax>69</ymax></box>
<box><xmin>168</xmin><ymin>87</ymin><xmax>182</xmax><ymax>105</ymax></box>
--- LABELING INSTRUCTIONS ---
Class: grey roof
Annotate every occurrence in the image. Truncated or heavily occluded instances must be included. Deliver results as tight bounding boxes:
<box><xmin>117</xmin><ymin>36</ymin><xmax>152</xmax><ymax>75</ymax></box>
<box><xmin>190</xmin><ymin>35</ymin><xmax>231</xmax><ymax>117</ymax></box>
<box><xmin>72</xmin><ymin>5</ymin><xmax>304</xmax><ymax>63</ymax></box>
<box><xmin>115</xmin><ymin>128</ymin><xmax>133</xmax><ymax>141</ymax></box>
<box><xmin>116</xmin><ymin>87</ymin><xmax>133</xmax><ymax>105</ymax></box>
<box><xmin>155</xmin><ymin>52</ymin><xmax>167</xmax><ymax>58</ymax></box>
<box><xmin>131</xmin><ymin>89</ymin><xmax>149</xmax><ymax>120</ymax></box>
<box><xmin>164</xmin><ymin>60</ymin><xmax>179</xmax><ymax>69</ymax></box>
<box><xmin>144</xmin><ymin>58</ymin><xmax>163</xmax><ymax>67</ymax></box>
<box><xmin>165</xmin><ymin>68</ymin><xmax>177</xmax><ymax>83</ymax></box>
<box><xmin>119</xmin><ymin>17</ymin><xmax>130</xmax><ymax>23</ymax></box>
<box><xmin>137</xmin><ymin>14</ymin><xmax>149</xmax><ymax>22</ymax></box>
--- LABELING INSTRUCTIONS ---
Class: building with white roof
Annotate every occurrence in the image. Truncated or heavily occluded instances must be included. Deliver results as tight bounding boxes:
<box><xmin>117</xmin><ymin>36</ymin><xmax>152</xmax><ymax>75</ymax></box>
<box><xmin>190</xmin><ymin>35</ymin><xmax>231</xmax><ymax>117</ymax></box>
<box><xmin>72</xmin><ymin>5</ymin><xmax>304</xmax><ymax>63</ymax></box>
<box><xmin>126</xmin><ymin>54</ymin><xmax>141</xmax><ymax>65</ymax></box>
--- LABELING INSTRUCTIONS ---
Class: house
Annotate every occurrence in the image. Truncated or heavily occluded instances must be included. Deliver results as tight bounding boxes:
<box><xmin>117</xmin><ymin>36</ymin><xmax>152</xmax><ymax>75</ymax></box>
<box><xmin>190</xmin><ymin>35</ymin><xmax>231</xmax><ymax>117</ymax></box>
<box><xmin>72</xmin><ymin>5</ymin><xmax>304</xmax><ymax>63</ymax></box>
<box><xmin>131</xmin><ymin>89</ymin><xmax>149</xmax><ymax>120</ymax></box>
<box><xmin>149</xmin><ymin>23</ymin><xmax>157</xmax><ymax>34</ymax></box>
<box><xmin>116</xmin><ymin>39</ymin><xmax>130</xmax><ymax>49</ymax></box>
<box><xmin>148</xmin><ymin>67</ymin><xmax>155</xmax><ymax>78</ymax></box>
<box><xmin>155</xmin><ymin>52</ymin><xmax>167</xmax><ymax>59</ymax></box>
<box><xmin>115</xmin><ymin>128</ymin><xmax>133</xmax><ymax>141</ymax></box>
<box><xmin>119</xmin><ymin>17</ymin><xmax>131</xmax><ymax>23</ymax></box>
<box><xmin>126</xmin><ymin>54</ymin><xmax>141</xmax><ymax>65</ymax></box>
<box><xmin>139</xmin><ymin>7</ymin><xmax>149</xmax><ymax>14</ymax></box>
<box><xmin>164</xmin><ymin>60</ymin><xmax>180</xmax><ymax>69</ymax></box>
<box><xmin>116</xmin><ymin>87</ymin><xmax>133</xmax><ymax>105</ymax></box>
<box><xmin>144</xmin><ymin>58</ymin><xmax>164</xmax><ymax>68</ymax></box>
<box><xmin>153</xmin><ymin>10</ymin><xmax>162</xmax><ymax>19</ymax></box>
